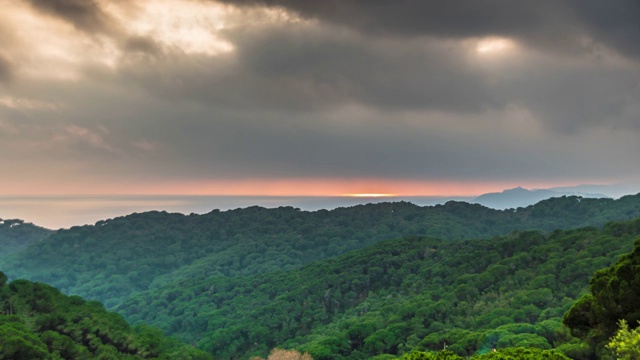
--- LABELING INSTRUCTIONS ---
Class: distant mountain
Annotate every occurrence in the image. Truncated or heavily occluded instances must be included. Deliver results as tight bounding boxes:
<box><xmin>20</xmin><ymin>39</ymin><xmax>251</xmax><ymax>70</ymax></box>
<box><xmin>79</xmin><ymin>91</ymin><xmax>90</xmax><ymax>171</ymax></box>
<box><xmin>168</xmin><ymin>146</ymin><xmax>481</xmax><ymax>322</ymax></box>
<box><xmin>473</xmin><ymin>187</ymin><xmax>608</xmax><ymax>209</ymax></box>
<box><xmin>549</xmin><ymin>182</ymin><xmax>640</xmax><ymax>199</ymax></box>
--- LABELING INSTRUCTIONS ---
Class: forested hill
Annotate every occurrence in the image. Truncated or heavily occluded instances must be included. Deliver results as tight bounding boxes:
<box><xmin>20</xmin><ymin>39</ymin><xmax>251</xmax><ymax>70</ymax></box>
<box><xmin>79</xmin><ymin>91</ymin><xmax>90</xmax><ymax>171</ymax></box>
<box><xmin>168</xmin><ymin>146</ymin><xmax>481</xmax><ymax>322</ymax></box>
<box><xmin>120</xmin><ymin>218</ymin><xmax>640</xmax><ymax>359</ymax></box>
<box><xmin>4</xmin><ymin>194</ymin><xmax>640</xmax><ymax>310</ymax></box>
<box><xmin>0</xmin><ymin>272</ymin><xmax>212</xmax><ymax>359</ymax></box>
<box><xmin>0</xmin><ymin>218</ymin><xmax>52</xmax><ymax>260</ymax></box>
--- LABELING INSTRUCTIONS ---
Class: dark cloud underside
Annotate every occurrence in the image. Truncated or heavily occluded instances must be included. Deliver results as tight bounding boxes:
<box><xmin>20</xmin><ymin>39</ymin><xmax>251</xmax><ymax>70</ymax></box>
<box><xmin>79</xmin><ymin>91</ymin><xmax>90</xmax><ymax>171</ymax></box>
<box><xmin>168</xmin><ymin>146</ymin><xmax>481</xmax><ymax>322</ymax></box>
<box><xmin>571</xmin><ymin>0</ymin><xmax>640</xmax><ymax>57</ymax></box>
<box><xmin>25</xmin><ymin>0</ymin><xmax>116</xmax><ymax>34</ymax></box>
<box><xmin>214</xmin><ymin>0</ymin><xmax>640</xmax><ymax>58</ymax></box>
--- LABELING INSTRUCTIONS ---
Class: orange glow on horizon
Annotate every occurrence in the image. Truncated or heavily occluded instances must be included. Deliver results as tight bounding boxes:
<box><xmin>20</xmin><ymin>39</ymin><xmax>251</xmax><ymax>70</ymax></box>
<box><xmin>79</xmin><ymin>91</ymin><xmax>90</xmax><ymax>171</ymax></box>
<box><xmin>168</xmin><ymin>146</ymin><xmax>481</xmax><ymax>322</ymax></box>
<box><xmin>346</xmin><ymin>193</ymin><xmax>396</xmax><ymax>198</ymax></box>
<box><xmin>0</xmin><ymin>177</ymin><xmax>591</xmax><ymax>198</ymax></box>
<box><xmin>108</xmin><ymin>178</ymin><xmax>510</xmax><ymax>197</ymax></box>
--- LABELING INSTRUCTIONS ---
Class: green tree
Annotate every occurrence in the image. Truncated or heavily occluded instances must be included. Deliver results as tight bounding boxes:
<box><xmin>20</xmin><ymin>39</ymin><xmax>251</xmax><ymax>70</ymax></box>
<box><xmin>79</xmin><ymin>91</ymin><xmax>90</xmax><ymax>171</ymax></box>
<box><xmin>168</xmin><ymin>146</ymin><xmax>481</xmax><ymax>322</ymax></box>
<box><xmin>472</xmin><ymin>347</ymin><xmax>569</xmax><ymax>359</ymax></box>
<box><xmin>564</xmin><ymin>237</ymin><xmax>640</xmax><ymax>346</ymax></box>
<box><xmin>402</xmin><ymin>350</ymin><xmax>464</xmax><ymax>360</ymax></box>
<box><xmin>607</xmin><ymin>320</ymin><xmax>640</xmax><ymax>360</ymax></box>
<box><xmin>0</xmin><ymin>316</ymin><xmax>50</xmax><ymax>359</ymax></box>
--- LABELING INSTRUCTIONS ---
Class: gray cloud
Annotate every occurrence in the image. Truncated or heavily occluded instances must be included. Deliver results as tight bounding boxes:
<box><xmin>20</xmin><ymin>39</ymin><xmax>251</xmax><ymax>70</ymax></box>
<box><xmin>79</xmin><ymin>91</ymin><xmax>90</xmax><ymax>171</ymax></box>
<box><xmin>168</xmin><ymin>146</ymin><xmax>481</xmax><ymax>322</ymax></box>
<box><xmin>114</xmin><ymin>25</ymin><xmax>500</xmax><ymax>117</ymax></box>
<box><xmin>0</xmin><ymin>55</ymin><xmax>11</xmax><ymax>83</ymax></box>
<box><xmin>568</xmin><ymin>0</ymin><xmax>640</xmax><ymax>58</ymax></box>
<box><xmin>24</xmin><ymin>0</ymin><xmax>117</xmax><ymax>34</ymax></box>
<box><xmin>2</xmin><ymin>0</ymin><xmax>640</xmax><ymax>196</ymax></box>
<box><xmin>506</xmin><ymin>67</ymin><xmax>640</xmax><ymax>133</ymax></box>
<box><xmin>111</xmin><ymin>19</ymin><xmax>640</xmax><ymax>136</ymax></box>
<box><xmin>214</xmin><ymin>0</ymin><xmax>553</xmax><ymax>36</ymax></box>
<box><xmin>214</xmin><ymin>0</ymin><xmax>640</xmax><ymax>59</ymax></box>
<box><xmin>234</xmin><ymin>27</ymin><xmax>498</xmax><ymax>112</ymax></box>
<box><xmin>84</xmin><ymin>105</ymin><xmax>639</xmax><ymax>184</ymax></box>
<box><xmin>2</xmin><ymin>59</ymin><xmax>639</xmax><ymax>191</ymax></box>
<box><xmin>122</xmin><ymin>36</ymin><xmax>164</xmax><ymax>56</ymax></box>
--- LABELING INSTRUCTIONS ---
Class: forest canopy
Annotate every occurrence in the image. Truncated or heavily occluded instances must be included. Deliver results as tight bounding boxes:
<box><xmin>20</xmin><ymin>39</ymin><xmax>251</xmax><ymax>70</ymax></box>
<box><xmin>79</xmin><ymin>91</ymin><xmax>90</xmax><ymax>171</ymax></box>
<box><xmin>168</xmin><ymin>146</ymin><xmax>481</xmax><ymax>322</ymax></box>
<box><xmin>5</xmin><ymin>195</ymin><xmax>640</xmax><ymax>310</ymax></box>
<box><xmin>4</xmin><ymin>195</ymin><xmax>640</xmax><ymax>359</ymax></box>
<box><xmin>0</xmin><ymin>272</ymin><xmax>212</xmax><ymax>359</ymax></box>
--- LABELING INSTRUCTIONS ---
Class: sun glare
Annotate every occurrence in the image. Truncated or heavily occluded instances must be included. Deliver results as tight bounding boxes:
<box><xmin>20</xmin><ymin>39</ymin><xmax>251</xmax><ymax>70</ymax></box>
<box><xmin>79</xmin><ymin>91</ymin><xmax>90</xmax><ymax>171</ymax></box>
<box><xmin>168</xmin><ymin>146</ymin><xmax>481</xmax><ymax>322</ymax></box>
<box><xmin>475</xmin><ymin>37</ymin><xmax>515</xmax><ymax>55</ymax></box>
<box><xmin>106</xmin><ymin>0</ymin><xmax>235</xmax><ymax>56</ymax></box>
<box><xmin>346</xmin><ymin>194</ymin><xmax>396</xmax><ymax>198</ymax></box>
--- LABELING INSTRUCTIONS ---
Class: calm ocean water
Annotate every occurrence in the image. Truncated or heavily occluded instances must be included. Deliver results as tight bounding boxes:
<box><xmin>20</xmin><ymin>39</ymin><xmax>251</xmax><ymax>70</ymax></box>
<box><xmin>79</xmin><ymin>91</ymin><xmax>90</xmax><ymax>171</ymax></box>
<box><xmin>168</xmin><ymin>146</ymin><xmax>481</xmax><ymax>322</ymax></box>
<box><xmin>0</xmin><ymin>195</ymin><xmax>471</xmax><ymax>230</ymax></box>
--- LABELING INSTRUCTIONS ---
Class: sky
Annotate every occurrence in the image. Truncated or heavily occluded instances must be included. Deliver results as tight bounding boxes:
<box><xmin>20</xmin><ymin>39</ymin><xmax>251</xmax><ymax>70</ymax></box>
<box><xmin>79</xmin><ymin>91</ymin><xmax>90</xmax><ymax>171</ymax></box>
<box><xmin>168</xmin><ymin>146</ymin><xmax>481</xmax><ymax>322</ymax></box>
<box><xmin>1</xmin><ymin>0</ymin><xmax>640</xmax><ymax>198</ymax></box>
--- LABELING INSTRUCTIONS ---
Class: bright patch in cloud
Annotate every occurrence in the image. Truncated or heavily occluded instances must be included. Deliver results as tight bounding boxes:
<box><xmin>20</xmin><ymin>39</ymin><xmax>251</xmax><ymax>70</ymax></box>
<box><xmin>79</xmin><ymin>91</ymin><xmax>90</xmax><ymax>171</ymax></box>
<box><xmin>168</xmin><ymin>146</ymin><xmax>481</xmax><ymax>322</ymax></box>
<box><xmin>108</xmin><ymin>0</ymin><xmax>235</xmax><ymax>56</ymax></box>
<box><xmin>0</xmin><ymin>3</ymin><xmax>86</xmax><ymax>80</ymax></box>
<box><xmin>346</xmin><ymin>193</ymin><xmax>396</xmax><ymax>198</ymax></box>
<box><xmin>476</xmin><ymin>37</ymin><xmax>515</xmax><ymax>55</ymax></box>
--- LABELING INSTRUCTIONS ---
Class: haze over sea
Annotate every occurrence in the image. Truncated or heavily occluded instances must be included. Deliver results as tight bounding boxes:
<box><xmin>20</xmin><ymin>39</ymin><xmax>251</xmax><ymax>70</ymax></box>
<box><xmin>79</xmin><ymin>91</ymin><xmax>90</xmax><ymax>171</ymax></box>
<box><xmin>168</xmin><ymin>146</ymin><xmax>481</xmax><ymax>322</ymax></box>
<box><xmin>0</xmin><ymin>195</ymin><xmax>471</xmax><ymax>230</ymax></box>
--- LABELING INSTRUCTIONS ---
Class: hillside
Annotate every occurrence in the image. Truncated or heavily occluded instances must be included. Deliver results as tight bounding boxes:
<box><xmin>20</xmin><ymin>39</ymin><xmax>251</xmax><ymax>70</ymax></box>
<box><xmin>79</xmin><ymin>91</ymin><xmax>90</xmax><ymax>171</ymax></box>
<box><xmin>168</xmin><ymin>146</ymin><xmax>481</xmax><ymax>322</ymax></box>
<box><xmin>564</xmin><ymin>230</ymin><xmax>640</xmax><ymax>358</ymax></box>
<box><xmin>0</xmin><ymin>272</ymin><xmax>212</xmax><ymax>359</ymax></box>
<box><xmin>0</xmin><ymin>218</ymin><xmax>52</xmax><ymax>261</ymax></box>
<box><xmin>4</xmin><ymin>195</ymin><xmax>640</xmax><ymax>310</ymax></box>
<box><xmin>118</xmin><ymin>218</ymin><xmax>640</xmax><ymax>359</ymax></box>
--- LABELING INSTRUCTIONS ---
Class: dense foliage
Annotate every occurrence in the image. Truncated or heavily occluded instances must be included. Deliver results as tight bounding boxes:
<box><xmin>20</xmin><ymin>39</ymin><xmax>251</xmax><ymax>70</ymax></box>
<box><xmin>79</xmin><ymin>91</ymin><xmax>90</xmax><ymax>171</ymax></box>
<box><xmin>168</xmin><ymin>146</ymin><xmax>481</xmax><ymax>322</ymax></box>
<box><xmin>397</xmin><ymin>348</ymin><xmax>570</xmax><ymax>359</ymax></box>
<box><xmin>5</xmin><ymin>195</ymin><xmax>640</xmax><ymax>310</ymax></box>
<box><xmin>564</xmin><ymin>231</ymin><xmax>640</xmax><ymax>357</ymax></box>
<box><xmin>606</xmin><ymin>320</ymin><xmax>640</xmax><ymax>360</ymax></box>
<box><xmin>118</xmin><ymin>218</ymin><xmax>640</xmax><ymax>359</ymax></box>
<box><xmin>4</xmin><ymin>195</ymin><xmax>640</xmax><ymax>359</ymax></box>
<box><xmin>0</xmin><ymin>218</ymin><xmax>51</xmax><ymax>261</ymax></box>
<box><xmin>0</xmin><ymin>272</ymin><xmax>212</xmax><ymax>359</ymax></box>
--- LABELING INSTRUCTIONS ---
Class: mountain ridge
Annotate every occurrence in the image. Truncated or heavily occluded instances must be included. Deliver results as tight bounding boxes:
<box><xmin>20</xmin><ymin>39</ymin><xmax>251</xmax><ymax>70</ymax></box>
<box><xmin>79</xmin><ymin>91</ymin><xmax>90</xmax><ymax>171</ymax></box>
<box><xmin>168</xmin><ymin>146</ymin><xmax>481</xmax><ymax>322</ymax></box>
<box><xmin>472</xmin><ymin>187</ymin><xmax>609</xmax><ymax>210</ymax></box>
<box><xmin>4</xmin><ymin>194</ymin><xmax>640</xmax><ymax>310</ymax></box>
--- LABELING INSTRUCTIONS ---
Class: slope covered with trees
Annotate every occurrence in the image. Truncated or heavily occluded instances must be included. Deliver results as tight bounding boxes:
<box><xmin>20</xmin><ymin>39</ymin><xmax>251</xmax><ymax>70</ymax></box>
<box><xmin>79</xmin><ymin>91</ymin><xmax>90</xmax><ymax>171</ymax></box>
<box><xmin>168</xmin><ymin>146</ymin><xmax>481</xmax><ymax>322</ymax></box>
<box><xmin>0</xmin><ymin>272</ymin><xmax>212</xmax><ymax>359</ymax></box>
<box><xmin>564</xmin><ymin>231</ymin><xmax>640</xmax><ymax>358</ymax></box>
<box><xmin>5</xmin><ymin>195</ymin><xmax>640</xmax><ymax>310</ymax></box>
<box><xmin>0</xmin><ymin>218</ymin><xmax>52</xmax><ymax>261</ymax></box>
<box><xmin>118</xmin><ymin>218</ymin><xmax>640</xmax><ymax>359</ymax></box>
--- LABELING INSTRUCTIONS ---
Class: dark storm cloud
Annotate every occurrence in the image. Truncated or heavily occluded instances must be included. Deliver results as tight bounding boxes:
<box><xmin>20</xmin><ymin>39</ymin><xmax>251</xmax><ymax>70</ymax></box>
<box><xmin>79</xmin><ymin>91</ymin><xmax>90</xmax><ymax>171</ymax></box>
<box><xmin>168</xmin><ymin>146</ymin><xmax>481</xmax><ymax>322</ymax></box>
<box><xmin>234</xmin><ymin>28</ymin><xmax>498</xmax><ymax>112</ymax></box>
<box><xmin>568</xmin><ymin>0</ymin><xmax>640</xmax><ymax>58</ymax></box>
<box><xmin>507</xmin><ymin>67</ymin><xmax>640</xmax><ymax>133</ymax></box>
<box><xmin>116</xmin><ymin>25</ymin><xmax>499</xmax><ymax>115</ymax></box>
<box><xmin>215</xmin><ymin>0</ymin><xmax>553</xmax><ymax>36</ymax></box>
<box><xmin>108</xmin><ymin>16</ymin><xmax>640</xmax><ymax>142</ymax></box>
<box><xmin>214</xmin><ymin>0</ymin><xmax>640</xmax><ymax>58</ymax></box>
<box><xmin>25</xmin><ymin>0</ymin><xmax>116</xmax><ymax>34</ymax></box>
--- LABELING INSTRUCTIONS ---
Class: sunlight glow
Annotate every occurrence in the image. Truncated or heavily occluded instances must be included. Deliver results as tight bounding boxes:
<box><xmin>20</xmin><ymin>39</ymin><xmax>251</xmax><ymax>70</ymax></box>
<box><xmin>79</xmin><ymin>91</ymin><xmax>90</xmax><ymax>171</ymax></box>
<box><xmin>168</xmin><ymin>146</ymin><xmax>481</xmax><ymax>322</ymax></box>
<box><xmin>476</xmin><ymin>37</ymin><xmax>515</xmax><ymax>55</ymax></box>
<box><xmin>1</xmin><ymin>0</ymin><xmax>310</xmax><ymax>79</ymax></box>
<box><xmin>2</xmin><ymin>177</ymin><xmax>578</xmax><ymax>198</ymax></box>
<box><xmin>108</xmin><ymin>0</ymin><xmax>235</xmax><ymax>56</ymax></box>
<box><xmin>1</xmin><ymin>173</ymin><xmax>598</xmax><ymax>217</ymax></box>
<box><xmin>2</xmin><ymin>4</ymin><xmax>85</xmax><ymax>80</ymax></box>
<box><xmin>346</xmin><ymin>194</ymin><xmax>396</xmax><ymax>198</ymax></box>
